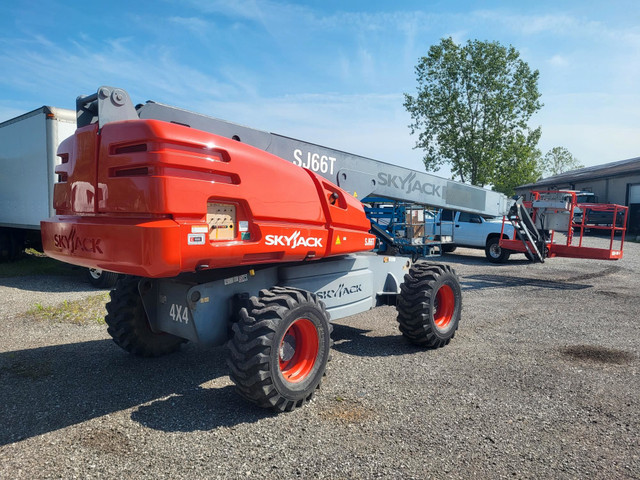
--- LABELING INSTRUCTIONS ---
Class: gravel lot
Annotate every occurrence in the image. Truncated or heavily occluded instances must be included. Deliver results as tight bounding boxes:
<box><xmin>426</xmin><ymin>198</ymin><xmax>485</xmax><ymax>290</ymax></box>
<box><xmin>1</xmin><ymin>242</ymin><xmax>638</xmax><ymax>479</ymax></box>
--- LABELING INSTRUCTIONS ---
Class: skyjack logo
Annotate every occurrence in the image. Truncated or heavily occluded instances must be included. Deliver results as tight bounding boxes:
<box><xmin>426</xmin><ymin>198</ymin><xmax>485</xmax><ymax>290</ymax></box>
<box><xmin>264</xmin><ymin>231</ymin><xmax>323</xmax><ymax>248</ymax></box>
<box><xmin>377</xmin><ymin>171</ymin><xmax>442</xmax><ymax>197</ymax></box>
<box><xmin>317</xmin><ymin>283</ymin><xmax>363</xmax><ymax>300</ymax></box>
<box><xmin>53</xmin><ymin>228</ymin><xmax>104</xmax><ymax>255</ymax></box>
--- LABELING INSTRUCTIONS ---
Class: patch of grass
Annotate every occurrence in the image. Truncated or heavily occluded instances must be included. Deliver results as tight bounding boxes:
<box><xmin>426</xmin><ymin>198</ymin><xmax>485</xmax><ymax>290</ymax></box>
<box><xmin>0</xmin><ymin>249</ymin><xmax>77</xmax><ymax>278</ymax></box>
<box><xmin>26</xmin><ymin>293</ymin><xmax>110</xmax><ymax>325</ymax></box>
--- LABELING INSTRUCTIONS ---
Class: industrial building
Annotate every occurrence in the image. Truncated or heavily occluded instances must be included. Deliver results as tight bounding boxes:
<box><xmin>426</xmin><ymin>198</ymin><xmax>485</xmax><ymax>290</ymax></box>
<box><xmin>515</xmin><ymin>156</ymin><xmax>640</xmax><ymax>234</ymax></box>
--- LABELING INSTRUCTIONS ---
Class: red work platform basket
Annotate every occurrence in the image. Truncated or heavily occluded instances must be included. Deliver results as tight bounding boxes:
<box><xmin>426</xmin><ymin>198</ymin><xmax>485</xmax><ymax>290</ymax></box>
<box><xmin>500</xmin><ymin>190</ymin><xmax>629</xmax><ymax>261</ymax></box>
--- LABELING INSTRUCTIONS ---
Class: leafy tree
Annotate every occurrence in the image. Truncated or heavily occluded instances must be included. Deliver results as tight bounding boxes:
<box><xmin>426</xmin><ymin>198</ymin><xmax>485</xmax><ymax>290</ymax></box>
<box><xmin>540</xmin><ymin>146</ymin><xmax>583</xmax><ymax>177</ymax></box>
<box><xmin>492</xmin><ymin>131</ymin><xmax>543</xmax><ymax>196</ymax></box>
<box><xmin>404</xmin><ymin>37</ymin><xmax>543</xmax><ymax>191</ymax></box>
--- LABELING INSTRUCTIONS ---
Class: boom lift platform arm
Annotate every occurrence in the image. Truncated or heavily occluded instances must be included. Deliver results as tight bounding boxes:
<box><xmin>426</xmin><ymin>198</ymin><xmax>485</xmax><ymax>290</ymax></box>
<box><xmin>41</xmin><ymin>87</ymin><xmax>626</xmax><ymax>412</ymax></box>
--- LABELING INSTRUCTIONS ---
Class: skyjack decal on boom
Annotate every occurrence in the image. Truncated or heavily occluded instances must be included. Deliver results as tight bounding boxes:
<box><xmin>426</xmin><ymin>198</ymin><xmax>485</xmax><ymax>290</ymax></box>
<box><xmin>377</xmin><ymin>171</ymin><xmax>443</xmax><ymax>197</ymax></box>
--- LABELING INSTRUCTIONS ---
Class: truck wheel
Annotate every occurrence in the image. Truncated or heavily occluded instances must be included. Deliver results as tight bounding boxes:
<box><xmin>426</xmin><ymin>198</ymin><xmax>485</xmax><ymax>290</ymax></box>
<box><xmin>396</xmin><ymin>262</ymin><xmax>462</xmax><ymax>348</ymax></box>
<box><xmin>442</xmin><ymin>244</ymin><xmax>457</xmax><ymax>253</ymax></box>
<box><xmin>86</xmin><ymin>268</ymin><xmax>119</xmax><ymax>288</ymax></box>
<box><xmin>105</xmin><ymin>277</ymin><xmax>186</xmax><ymax>357</ymax></box>
<box><xmin>485</xmin><ymin>236</ymin><xmax>510</xmax><ymax>263</ymax></box>
<box><xmin>227</xmin><ymin>287</ymin><xmax>332</xmax><ymax>412</ymax></box>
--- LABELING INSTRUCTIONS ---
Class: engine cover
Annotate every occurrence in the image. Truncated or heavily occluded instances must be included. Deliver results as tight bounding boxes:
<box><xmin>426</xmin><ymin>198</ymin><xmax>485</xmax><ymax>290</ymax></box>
<box><xmin>42</xmin><ymin>119</ymin><xmax>375</xmax><ymax>277</ymax></box>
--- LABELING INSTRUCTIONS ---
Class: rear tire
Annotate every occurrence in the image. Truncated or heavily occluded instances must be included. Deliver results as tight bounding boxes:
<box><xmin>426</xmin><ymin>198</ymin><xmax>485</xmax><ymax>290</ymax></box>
<box><xmin>396</xmin><ymin>262</ymin><xmax>462</xmax><ymax>348</ymax></box>
<box><xmin>227</xmin><ymin>287</ymin><xmax>332</xmax><ymax>412</ymax></box>
<box><xmin>86</xmin><ymin>268</ymin><xmax>119</xmax><ymax>288</ymax></box>
<box><xmin>485</xmin><ymin>236</ymin><xmax>510</xmax><ymax>263</ymax></box>
<box><xmin>105</xmin><ymin>277</ymin><xmax>186</xmax><ymax>357</ymax></box>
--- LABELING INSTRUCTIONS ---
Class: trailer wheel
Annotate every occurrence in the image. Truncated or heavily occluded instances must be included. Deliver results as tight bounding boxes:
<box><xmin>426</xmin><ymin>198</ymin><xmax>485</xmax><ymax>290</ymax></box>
<box><xmin>227</xmin><ymin>287</ymin><xmax>332</xmax><ymax>412</ymax></box>
<box><xmin>0</xmin><ymin>230</ymin><xmax>22</xmax><ymax>262</ymax></box>
<box><xmin>396</xmin><ymin>262</ymin><xmax>462</xmax><ymax>348</ymax></box>
<box><xmin>86</xmin><ymin>268</ymin><xmax>119</xmax><ymax>288</ymax></box>
<box><xmin>105</xmin><ymin>277</ymin><xmax>186</xmax><ymax>357</ymax></box>
<box><xmin>485</xmin><ymin>236</ymin><xmax>510</xmax><ymax>263</ymax></box>
<box><xmin>0</xmin><ymin>231</ymin><xmax>11</xmax><ymax>261</ymax></box>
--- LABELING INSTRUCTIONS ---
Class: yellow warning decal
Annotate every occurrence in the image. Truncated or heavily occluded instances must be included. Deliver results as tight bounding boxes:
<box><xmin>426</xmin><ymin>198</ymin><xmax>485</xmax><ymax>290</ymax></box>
<box><xmin>353</xmin><ymin>191</ymin><xmax>358</xmax><ymax>198</ymax></box>
<box><xmin>335</xmin><ymin>237</ymin><xmax>341</xmax><ymax>245</ymax></box>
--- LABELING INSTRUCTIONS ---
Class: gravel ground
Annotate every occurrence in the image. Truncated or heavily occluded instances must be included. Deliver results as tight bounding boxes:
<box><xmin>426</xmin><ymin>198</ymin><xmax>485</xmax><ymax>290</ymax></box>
<box><xmin>0</xmin><ymin>242</ymin><xmax>638</xmax><ymax>479</ymax></box>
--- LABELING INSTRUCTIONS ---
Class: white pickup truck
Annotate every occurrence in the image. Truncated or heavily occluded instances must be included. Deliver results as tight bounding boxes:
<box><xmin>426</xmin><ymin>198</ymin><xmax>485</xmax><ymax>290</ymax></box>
<box><xmin>429</xmin><ymin>209</ymin><xmax>518</xmax><ymax>263</ymax></box>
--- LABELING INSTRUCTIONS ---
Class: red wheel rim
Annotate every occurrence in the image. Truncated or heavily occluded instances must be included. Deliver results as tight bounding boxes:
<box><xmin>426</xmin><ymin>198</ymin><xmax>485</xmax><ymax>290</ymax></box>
<box><xmin>434</xmin><ymin>284</ymin><xmax>455</xmax><ymax>330</ymax></box>
<box><xmin>279</xmin><ymin>318</ymin><xmax>319</xmax><ymax>383</ymax></box>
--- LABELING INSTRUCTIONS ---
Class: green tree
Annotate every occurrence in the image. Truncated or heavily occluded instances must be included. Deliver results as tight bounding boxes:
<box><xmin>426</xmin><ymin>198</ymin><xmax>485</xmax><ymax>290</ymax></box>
<box><xmin>492</xmin><ymin>131</ymin><xmax>543</xmax><ymax>196</ymax></box>
<box><xmin>540</xmin><ymin>146</ymin><xmax>583</xmax><ymax>177</ymax></box>
<box><xmin>404</xmin><ymin>37</ymin><xmax>543</xmax><ymax>190</ymax></box>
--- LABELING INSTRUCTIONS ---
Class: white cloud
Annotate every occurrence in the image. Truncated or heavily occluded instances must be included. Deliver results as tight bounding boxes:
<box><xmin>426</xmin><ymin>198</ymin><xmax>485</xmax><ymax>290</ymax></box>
<box><xmin>537</xmin><ymin>91</ymin><xmax>640</xmax><ymax>164</ymax></box>
<box><xmin>549</xmin><ymin>54</ymin><xmax>568</xmax><ymax>67</ymax></box>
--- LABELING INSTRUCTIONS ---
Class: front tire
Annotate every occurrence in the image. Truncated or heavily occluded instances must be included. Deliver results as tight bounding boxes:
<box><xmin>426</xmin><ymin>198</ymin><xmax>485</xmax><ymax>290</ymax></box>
<box><xmin>105</xmin><ymin>277</ymin><xmax>186</xmax><ymax>357</ymax></box>
<box><xmin>442</xmin><ymin>244</ymin><xmax>457</xmax><ymax>253</ymax></box>
<box><xmin>396</xmin><ymin>262</ymin><xmax>462</xmax><ymax>348</ymax></box>
<box><xmin>227</xmin><ymin>287</ymin><xmax>332</xmax><ymax>412</ymax></box>
<box><xmin>485</xmin><ymin>236</ymin><xmax>511</xmax><ymax>263</ymax></box>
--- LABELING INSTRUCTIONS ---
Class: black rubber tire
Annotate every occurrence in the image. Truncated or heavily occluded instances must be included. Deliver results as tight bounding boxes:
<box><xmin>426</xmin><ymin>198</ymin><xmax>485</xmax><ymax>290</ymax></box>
<box><xmin>0</xmin><ymin>231</ymin><xmax>12</xmax><ymax>262</ymax></box>
<box><xmin>485</xmin><ymin>236</ymin><xmax>511</xmax><ymax>263</ymax></box>
<box><xmin>396</xmin><ymin>262</ymin><xmax>462</xmax><ymax>348</ymax></box>
<box><xmin>86</xmin><ymin>268</ymin><xmax>120</xmax><ymax>288</ymax></box>
<box><xmin>227</xmin><ymin>286</ymin><xmax>332</xmax><ymax>412</ymax></box>
<box><xmin>0</xmin><ymin>230</ymin><xmax>23</xmax><ymax>262</ymax></box>
<box><xmin>442</xmin><ymin>244</ymin><xmax>457</xmax><ymax>253</ymax></box>
<box><xmin>105</xmin><ymin>277</ymin><xmax>186</xmax><ymax>357</ymax></box>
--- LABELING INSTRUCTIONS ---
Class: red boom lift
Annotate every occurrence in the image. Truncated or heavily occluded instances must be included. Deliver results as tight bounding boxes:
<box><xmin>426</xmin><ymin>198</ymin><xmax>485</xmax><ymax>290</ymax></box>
<box><xmin>41</xmin><ymin>87</ymin><xmax>628</xmax><ymax>411</ymax></box>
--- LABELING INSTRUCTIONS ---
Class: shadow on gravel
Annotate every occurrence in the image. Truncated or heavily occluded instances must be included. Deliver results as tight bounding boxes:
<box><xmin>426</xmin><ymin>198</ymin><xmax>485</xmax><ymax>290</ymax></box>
<box><xmin>461</xmin><ymin>274</ymin><xmax>592</xmax><ymax>291</ymax></box>
<box><xmin>560</xmin><ymin>345</ymin><xmax>636</xmax><ymax>365</ymax></box>
<box><xmin>0</xmin><ymin>340</ymin><xmax>266</xmax><ymax>444</ymax></box>
<box><xmin>438</xmin><ymin>253</ymin><xmax>532</xmax><ymax>267</ymax></box>
<box><xmin>330</xmin><ymin>323</ymin><xmax>425</xmax><ymax>358</ymax></box>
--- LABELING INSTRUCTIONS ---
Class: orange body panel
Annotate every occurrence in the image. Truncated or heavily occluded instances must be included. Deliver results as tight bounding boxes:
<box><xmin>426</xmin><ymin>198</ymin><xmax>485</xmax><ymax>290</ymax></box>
<box><xmin>43</xmin><ymin>119</ymin><xmax>375</xmax><ymax>277</ymax></box>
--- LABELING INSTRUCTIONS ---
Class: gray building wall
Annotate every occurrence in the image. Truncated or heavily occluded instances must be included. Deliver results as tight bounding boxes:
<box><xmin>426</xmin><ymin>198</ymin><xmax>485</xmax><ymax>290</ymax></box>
<box><xmin>515</xmin><ymin>173</ymin><xmax>640</xmax><ymax>205</ymax></box>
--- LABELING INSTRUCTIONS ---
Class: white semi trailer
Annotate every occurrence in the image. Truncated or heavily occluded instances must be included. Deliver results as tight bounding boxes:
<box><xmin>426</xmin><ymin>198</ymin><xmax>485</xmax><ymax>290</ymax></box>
<box><xmin>0</xmin><ymin>106</ymin><xmax>117</xmax><ymax>287</ymax></box>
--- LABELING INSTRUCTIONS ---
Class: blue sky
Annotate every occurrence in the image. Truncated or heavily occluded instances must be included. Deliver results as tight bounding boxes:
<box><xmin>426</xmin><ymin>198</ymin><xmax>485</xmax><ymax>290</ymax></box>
<box><xmin>1</xmin><ymin>1</ymin><xmax>638</xmax><ymax>179</ymax></box>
